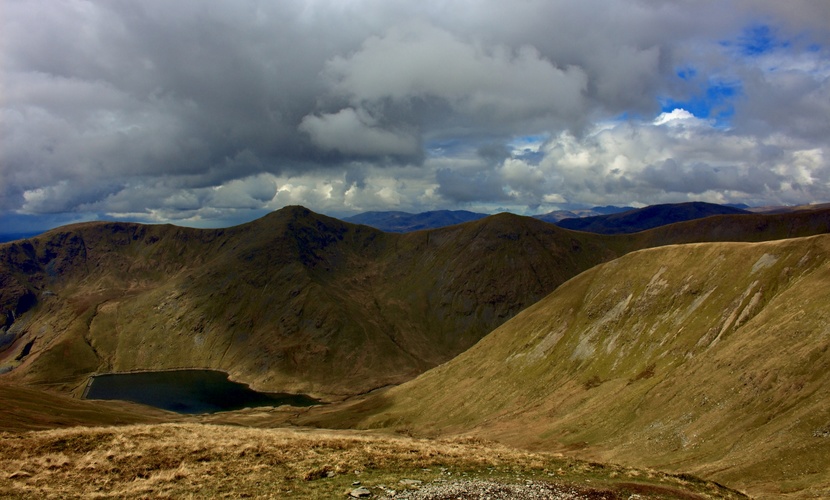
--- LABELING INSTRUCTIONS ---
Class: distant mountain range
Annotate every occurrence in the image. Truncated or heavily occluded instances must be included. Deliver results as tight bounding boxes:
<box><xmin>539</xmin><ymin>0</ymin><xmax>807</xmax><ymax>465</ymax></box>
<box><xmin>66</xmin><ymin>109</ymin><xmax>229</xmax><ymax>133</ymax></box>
<box><xmin>0</xmin><ymin>207</ymin><xmax>627</xmax><ymax>397</ymax></box>
<box><xmin>342</xmin><ymin>210</ymin><xmax>488</xmax><ymax>232</ymax></box>
<box><xmin>2</xmin><ymin>202</ymin><xmax>825</xmax><ymax>243</ymax></box>
<box><xmin>532</xmin><ymin>205</ymin><xmax>634</xmax><ymax>223</ymax></box>
<box><xmin>343</xmin><ymin>202</ymin><xmax>746</xmax><ymax>233</ymax></box>
<box><xmin>342</xmin><ymin>206</ymin><xmax>635</xmax><ymax>232</ymax></box>
<box><xmin>555</xmin><ymin>201</ymin><xmax>750</xmax><ymax>234</ymax></box>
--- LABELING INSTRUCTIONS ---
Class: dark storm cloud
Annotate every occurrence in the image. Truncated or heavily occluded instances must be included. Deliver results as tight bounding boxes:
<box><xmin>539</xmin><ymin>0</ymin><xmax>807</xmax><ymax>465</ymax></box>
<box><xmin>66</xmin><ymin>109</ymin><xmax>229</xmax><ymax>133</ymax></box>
<box><xmin>435</xmin><ymin>167</ymin><xmax>510</xmax><ymax>204</ymax></box>
<box><xmin>2</xmin><ymin>1</ymin><xmax>352</xmax><ymax>207</ymax></box>
<box><xmin>1</xmin><ymin>0</ymin><xmax>829</xmax><ymax>227</ymax></box>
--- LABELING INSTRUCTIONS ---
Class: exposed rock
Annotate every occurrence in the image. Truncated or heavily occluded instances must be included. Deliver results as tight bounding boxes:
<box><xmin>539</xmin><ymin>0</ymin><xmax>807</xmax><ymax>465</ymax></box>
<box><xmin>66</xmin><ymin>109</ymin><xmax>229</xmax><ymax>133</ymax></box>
<box><xmin>381</xmin><ymin>479</ymin><xmax>613</xmax><ymax>499</ymax></box>
<box><xmin>349</xmin><ymin>486</ymin><xmax>372</xmax><ymax>497</ymax></box>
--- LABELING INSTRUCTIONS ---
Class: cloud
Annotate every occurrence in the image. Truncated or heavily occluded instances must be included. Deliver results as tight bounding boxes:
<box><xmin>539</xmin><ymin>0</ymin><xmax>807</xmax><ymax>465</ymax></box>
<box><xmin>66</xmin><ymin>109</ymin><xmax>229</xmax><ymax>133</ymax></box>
<box><xmin>210</xmin><ymin>175</ymin><xmax>278</xmax><ymax>209</ymax></box>
<box><xmin>526</xmin><ymin>110</ymin><xmax>829</xmax><ymax>207</ymax></box>
<box><xmin>0</xmin><ymin>0</ymin><xmax>828</xmax><ymax>229</ymax></box>
<box><xmin>320</xmin><ymin>22</ymin><xmax>589</xmax><ymax>124</ymax></box>
<box><xmin>299</xmin><ymin>108</ymin><xmax>419</xmax><ymax>156</ymax></box>
<box><xmin>653</xmin><ymin>108</ymin><xmax>703</xmax><ymax>126</ymax></box>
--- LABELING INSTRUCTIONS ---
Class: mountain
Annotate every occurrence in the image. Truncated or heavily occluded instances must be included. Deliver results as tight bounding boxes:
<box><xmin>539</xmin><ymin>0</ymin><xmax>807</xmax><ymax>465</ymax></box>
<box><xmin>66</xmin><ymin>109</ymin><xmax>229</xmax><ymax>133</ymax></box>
<box><xmin>343</xmin><ymin>210</ymin><xmax>488</xmax><ymax>232</ymax></box>
<box><xmin>0</xmin><ymin>207</ymin><xmax>625</xmax><ymax>398</ymax></box>
<box><xmin>308</xmin><ymin>234</ymin><xmax>830</xmax><ymax>498</ymax></box>
<box><xmin>557</xmin><ymin>202</ymin><xmax>750</xmax><ymax>234</ymax></box>
<box><xmin>533</xmin><ymin>205</ymin><xmax>633</xmax><ymax>223</ymax></box>
<box><xmin>4</xmin><ymin>204</ymin><xmax>830</xmax><ymax>496</ymax></box>
<box><xmin>749</xmin><ymin>202</ymin><xmax>830</xmax><ymax>214</ymax></box>
<box><xmin>3</xmin><ymin>205</ymin><xmax>830</xmax><ymax>402</ymax></box>
<box><xmin>344</xmin><ymin>207</ymin><xmax>636</xmax><ymax>231</ymax></box>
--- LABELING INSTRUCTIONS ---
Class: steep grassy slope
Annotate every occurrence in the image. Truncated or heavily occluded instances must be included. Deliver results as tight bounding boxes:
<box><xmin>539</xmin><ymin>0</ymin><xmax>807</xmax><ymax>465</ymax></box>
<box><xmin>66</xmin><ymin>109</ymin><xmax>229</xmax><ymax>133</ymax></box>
<box><xmin>313</xmin><ymin>235</ymin><xmax>830</xmax><ymax>498</ymax></box>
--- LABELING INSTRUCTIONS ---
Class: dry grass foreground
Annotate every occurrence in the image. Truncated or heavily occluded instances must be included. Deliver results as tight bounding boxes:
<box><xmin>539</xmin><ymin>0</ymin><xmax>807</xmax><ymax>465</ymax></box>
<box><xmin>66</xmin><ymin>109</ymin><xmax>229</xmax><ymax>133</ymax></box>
<box><xmin>0</xmin><ymin>423</ymin><xmax>745</xmax><ymax>499</ymax></box>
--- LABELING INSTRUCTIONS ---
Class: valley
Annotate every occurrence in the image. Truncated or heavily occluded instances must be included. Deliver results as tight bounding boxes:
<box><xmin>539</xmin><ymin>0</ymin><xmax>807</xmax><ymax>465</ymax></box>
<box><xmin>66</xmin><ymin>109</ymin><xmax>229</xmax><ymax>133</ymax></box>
<box><xmin>1</xmin><ymin>205</ymin><xmax>830</xmax><ymax>498</ymax></box>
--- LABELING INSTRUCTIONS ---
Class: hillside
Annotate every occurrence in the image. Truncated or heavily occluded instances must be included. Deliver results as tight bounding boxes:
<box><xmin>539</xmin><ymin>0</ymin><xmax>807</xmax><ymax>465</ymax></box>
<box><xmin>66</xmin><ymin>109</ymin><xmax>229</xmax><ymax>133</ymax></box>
<box><xmin>0</xmin><ymin>383</ymin><xmax>172</xmax><ymax>432</ymax></box>
<box><xmin>310</xmin><ymin>234</ymin><xmax>830</xmax><ymax>498</ymax></box>
<box><xmin>0</xmin><ymin>207</ymin><xmax>620</xmax><ymax>398</ymax></box>
<box><xmin>557</xmin><ymin>202</ymin><xmax>749</xmax><ymax>234</ymax></box>
<box><xmin>2</xmin><ymin>205</ymin><xmax>830</xmax><ymax>401</ymax></box>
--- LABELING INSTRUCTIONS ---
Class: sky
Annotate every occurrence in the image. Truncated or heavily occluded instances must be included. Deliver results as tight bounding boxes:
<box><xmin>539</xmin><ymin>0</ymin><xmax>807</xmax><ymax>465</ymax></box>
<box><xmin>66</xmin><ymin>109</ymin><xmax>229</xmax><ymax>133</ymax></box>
<box><xmin>2</xmin><ymin>0</ymin><xmax>830</xmax><ymax>231</ymax></box>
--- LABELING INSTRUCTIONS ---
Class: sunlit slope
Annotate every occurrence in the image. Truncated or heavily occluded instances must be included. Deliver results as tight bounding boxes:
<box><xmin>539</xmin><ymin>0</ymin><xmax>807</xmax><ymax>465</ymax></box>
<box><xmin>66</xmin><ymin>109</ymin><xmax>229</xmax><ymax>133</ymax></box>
<box><xmin>334</xmin><ymin>235</ymin><xmax>830</xmax><ymax>497</ymax></box>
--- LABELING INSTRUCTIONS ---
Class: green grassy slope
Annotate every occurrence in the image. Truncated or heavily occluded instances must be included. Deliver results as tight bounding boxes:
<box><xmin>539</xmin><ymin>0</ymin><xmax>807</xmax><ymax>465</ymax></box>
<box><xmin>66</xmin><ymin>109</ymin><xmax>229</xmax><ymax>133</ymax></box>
<box><xmin>314</xmin><ymin>235</ymin><xmax>830</xmax><ymax>498</ymax></box>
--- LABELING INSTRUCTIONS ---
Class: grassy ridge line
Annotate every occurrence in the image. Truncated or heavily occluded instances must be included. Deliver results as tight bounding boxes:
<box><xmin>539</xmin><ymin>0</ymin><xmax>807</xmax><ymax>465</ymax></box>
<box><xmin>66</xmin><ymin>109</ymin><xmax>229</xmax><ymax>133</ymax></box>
<box><xmin>304</xmin><ymin>234</ymin><xmax>830</xmax><ymax>498</ymax></box>
<box><xmin>0</xmin><ymin>423</ymin><xmax>746</xmax><ymax>499</ymax></box>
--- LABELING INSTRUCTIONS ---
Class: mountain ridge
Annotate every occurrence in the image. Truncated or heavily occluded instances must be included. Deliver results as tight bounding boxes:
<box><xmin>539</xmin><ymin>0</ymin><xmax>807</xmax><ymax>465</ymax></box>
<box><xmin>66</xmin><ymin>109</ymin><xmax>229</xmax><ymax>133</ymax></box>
<box><xmin>556</xmin><ymin>201</ymin><xmax>750</xmax><ymax>234</ymax></box>
<box><xmin>2</xmin><ymin>205</ymin><xmax>830</xmax><ymax>400</ymax></box>
<box><xmin>0</xmin><ymin>207</ymin><xmax>622</xmax><ymax>397</ymax></box>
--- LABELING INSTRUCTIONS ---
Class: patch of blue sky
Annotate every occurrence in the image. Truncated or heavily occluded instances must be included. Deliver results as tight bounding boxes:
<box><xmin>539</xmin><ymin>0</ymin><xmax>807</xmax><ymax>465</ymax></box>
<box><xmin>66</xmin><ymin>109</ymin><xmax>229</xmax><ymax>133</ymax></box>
<box><xmin>508</xmin><ymin>134</ymin><xmax>547</xmax><ymax>164</ymax></box>
<box><xmin>722</xmin><ymin>24</ymin><xmax>791</xmax><ymax>57</ymax></box>
<box><xmin>513</xmin><ymin>149</ymin><xmax>545</xmax><ymax>165</ymax></box>
<box><xmin>508</xmin><ymin>134</ymin><xmax>547</xmax><ymax>152</ymax></box>
<box><xmin>660</xmin><ymin>78</ymin><xmax>742</xmax><ymax>127</ymax></box>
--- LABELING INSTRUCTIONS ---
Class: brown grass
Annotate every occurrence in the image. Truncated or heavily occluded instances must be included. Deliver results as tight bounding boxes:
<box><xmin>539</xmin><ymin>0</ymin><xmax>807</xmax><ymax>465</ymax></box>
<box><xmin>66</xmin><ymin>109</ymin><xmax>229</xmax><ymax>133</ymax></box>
<box><xmin>0</xmin><ymin>423</ymin><xmax>743</xmax><ymax>499</ymax></box>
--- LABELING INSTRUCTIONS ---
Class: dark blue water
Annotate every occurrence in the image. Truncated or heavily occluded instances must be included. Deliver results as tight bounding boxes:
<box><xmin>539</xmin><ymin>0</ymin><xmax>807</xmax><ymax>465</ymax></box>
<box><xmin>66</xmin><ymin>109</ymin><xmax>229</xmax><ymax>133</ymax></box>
<box><xmin>84</xmin><ymin>369</ymin><xmax>319</xmax><ymax>414</ymax></box>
